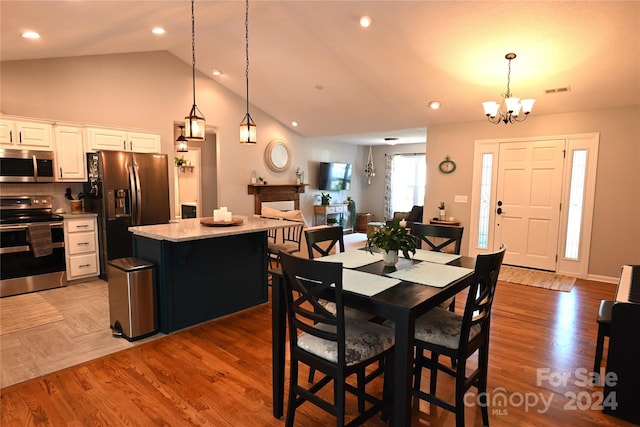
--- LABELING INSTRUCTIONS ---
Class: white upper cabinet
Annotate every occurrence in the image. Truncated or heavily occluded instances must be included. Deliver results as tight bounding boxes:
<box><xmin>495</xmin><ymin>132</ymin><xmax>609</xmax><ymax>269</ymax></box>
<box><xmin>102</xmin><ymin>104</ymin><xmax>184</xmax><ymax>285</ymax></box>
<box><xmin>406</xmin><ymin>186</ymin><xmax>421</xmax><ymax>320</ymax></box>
<box><xmin>127</xmin><ymin>131</ymin><xmax>161</xmax><ymax>153</ymax></box>
<box><xmin>54</xmin><ymin>124</ymin><xmax>87</xmax><ymax>181</ymax></box>
<box><xmin>87</xmin><ymin>126</ymin><xmax>160</xmax><ymax>153</ymax></box>
<box><xmin>0</xmin><ymin>116</ymin><xmax>54</xmax><ymax>150</ymax></box>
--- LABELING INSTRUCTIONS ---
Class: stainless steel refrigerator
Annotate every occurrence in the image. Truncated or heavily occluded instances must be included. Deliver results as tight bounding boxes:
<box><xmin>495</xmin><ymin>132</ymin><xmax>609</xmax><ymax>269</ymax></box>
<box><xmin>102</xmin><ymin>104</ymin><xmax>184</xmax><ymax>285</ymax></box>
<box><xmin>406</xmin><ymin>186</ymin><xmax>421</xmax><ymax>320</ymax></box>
<box><xmin>84</xmin><ymin>151</ymin><xmax>170</xmax><ymax>278</ymax></box>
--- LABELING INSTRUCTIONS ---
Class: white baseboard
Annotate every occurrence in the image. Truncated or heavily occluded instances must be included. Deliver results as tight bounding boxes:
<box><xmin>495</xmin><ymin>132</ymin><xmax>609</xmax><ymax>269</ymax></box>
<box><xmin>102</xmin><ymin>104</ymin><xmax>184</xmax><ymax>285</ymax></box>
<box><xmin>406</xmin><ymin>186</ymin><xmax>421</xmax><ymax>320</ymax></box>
<box><xmin>587</xmin><ymin>274</ymin><xmax>619</xmax><ymax>284</ymax></box>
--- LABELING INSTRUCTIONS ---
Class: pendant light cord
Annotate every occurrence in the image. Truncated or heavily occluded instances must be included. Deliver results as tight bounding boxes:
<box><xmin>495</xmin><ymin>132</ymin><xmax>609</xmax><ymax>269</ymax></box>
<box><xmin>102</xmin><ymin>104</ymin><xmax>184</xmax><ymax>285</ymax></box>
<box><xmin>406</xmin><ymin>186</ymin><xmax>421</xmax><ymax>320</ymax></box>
<box><xmin>504</xmin><ymin>57</ymin><xmax>512</xmax><ymax>98</ymax></box>
<box><xmin>245</xmin><ymin>0</ymin><xmax>250</xmax><ymax>115</ymax></box>
<box><xmin>191</xmin><ymin>0</ymin><xmax>197</xmax><ymax>107</ymax></box>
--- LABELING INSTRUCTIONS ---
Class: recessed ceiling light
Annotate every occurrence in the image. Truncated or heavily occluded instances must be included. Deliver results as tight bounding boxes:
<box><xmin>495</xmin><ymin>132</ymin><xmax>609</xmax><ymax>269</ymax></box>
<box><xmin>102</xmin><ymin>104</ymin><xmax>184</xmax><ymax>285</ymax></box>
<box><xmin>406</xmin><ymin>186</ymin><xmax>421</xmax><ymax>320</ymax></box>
<box><xmin>151</xmin><ymin>27</ymin><xmax>165</xmax><ymax>35</ymax></box>
<box><xmin>291</xmin><ymin>121</ymin><xmax>299</xmax><ymax>127</ymax></box>
<box><xmin>429</xmin><ymin>101</ymin><xmax>441</xmax><ymax>109</ymax></box>
<box><xmin>212</xmin><ymin>69</ymin><xmax>222</xmax><ymax>76</ymax></box>
<box><xmin>21</xmin><ymin>31</ymin><xmax>40</xmax><ymax>39</ymax></box>
<box><xmin>359</xmin><ymin>15</ymin><xmax>372</xmax><ymax>28</ymax></box>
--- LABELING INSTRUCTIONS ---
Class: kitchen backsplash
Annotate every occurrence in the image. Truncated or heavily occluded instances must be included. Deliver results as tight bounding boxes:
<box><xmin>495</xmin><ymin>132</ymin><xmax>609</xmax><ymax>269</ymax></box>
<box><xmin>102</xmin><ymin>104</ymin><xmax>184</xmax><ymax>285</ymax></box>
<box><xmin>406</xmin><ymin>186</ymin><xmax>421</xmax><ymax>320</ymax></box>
<box><xmin>0</xmin><ymin>183</ymin><xmax>85</xmax><ymax>213</ymax></box>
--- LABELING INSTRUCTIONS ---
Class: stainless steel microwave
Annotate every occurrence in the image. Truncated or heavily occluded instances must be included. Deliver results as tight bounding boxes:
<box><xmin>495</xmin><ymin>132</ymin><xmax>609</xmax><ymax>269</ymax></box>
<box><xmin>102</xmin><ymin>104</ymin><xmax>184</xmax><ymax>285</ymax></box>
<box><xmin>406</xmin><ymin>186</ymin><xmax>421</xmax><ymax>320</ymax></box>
<box><xmin>0</xmin><ymin>149</ymin><xmax>55</xmax><ymax>183</ymax></box>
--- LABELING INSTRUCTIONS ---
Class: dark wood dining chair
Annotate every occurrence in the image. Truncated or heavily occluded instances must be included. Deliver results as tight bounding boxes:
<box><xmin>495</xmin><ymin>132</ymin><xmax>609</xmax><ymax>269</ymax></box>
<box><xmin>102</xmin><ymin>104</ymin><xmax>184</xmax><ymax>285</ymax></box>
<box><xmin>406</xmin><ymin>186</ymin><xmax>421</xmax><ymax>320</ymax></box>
<box><xmin>593</xmin><ymin>299</ymin><xmax>613</xmax><ymax>382</ymax></box>
<box><xmin>411</xmin><ymin>223</ymin><xmax>464</xmax><ymax>312</ymax></box>
<box><xmin>279</xmin><ymin>252</ymin><xmax>395</xmax><ymax>427</ymax></box>
<box><xmin>411</xmin><ymin>245</ymin><xmax>505</xmax><ymax>427</ymax></box>
<box><xmin>411</xmin><ymin>223</ymin><xmax>464</xmax><ymax>254</ymax></box>
<box><xmin>304</xmin><ymin>225</ymin><xmax>373</xmax><ymax>384</ymax></box>
<box><xmin>305</xmin><ymin>225</ymin><xmax>345</xmax><ymax>259</ymax></box>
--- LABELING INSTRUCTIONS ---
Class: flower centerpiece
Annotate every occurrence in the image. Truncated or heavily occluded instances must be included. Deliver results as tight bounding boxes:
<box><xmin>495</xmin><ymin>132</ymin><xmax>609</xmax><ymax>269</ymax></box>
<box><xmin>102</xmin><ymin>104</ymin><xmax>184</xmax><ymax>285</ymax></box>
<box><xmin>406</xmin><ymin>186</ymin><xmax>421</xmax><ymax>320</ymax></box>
<box><xmin>366</xmin><ymin>219</ymin><xmax>417</xmax><ymax>266</ymax></box>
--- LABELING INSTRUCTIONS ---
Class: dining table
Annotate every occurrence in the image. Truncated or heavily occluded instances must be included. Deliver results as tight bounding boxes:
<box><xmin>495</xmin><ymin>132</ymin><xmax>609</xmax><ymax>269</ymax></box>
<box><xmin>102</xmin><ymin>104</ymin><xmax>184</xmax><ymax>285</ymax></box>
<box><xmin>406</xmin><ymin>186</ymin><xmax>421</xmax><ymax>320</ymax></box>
<box><xmin>271</xmin><ymin>247</ymin><xmax>477</xmax><ymax>426</ymax></box>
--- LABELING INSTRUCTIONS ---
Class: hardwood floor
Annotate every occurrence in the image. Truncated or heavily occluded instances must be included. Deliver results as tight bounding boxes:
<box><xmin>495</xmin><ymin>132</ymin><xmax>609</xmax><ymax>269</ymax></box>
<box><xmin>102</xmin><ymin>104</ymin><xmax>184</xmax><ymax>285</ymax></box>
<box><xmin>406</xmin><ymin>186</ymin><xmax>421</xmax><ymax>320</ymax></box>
<box><xmin>1</xmin><ymin>237</ymin><xmax>634</xmax><ymax>426</ymax></box>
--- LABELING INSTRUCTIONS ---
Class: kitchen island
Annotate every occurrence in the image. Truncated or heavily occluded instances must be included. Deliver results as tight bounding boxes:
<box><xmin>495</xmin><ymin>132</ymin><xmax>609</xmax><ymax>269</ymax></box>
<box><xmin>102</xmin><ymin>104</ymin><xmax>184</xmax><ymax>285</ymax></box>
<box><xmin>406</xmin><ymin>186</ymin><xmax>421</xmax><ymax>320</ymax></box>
<box><xmin>129</xmin><ymin>216</ymin><xmax>290</xmax><ymax>334</ymax></box>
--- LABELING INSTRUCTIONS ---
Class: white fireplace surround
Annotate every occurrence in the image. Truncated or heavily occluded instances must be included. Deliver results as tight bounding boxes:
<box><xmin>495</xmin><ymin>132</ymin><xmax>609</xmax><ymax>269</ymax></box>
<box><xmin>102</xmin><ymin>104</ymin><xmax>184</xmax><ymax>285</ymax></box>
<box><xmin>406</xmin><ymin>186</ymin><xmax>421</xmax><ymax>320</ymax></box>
<box><xmin>261</xmin><ymin>201</ymin><xmax>295</xmax><ymax>213</ymax></box>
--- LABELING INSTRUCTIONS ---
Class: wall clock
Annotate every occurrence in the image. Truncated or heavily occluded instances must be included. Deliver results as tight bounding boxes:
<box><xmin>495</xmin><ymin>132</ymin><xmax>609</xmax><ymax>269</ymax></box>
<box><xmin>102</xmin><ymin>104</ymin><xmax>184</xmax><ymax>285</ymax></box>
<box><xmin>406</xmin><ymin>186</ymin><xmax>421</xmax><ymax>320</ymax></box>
<box><xmin>438</xmin><ymin>156</ymin><xmax>456</xmax><ymax>174</ymax></box>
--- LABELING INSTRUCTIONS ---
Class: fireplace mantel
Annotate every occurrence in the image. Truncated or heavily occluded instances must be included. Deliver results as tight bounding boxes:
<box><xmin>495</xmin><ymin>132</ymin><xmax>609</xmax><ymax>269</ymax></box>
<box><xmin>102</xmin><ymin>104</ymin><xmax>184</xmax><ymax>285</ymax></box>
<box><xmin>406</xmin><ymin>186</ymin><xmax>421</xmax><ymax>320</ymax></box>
<box><xmin>247</xmin><ymin>184</ymin><xmax>306</xmax><ymax>214</ymax></box>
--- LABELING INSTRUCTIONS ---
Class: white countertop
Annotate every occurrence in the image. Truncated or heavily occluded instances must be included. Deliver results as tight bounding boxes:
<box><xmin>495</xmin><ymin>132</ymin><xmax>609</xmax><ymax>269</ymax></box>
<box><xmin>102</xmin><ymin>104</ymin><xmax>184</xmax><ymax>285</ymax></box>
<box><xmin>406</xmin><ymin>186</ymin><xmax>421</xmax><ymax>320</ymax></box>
<box><xmin>60</xmin><ymin>212</ymin><xmax>98</xmax><ymax>219</ymax></box>
<box><xmin>129</xmin><ymin>215</ymin><xmax>294</xmax><ymax>242</ymax></box>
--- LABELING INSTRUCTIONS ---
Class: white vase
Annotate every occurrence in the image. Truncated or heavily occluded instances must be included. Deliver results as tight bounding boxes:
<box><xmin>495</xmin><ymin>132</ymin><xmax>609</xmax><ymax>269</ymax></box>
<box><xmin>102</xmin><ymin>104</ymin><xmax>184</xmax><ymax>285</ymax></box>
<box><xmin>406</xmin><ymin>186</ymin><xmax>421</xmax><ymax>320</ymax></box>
<box><xmin>382</xmin><ymin>250</ymin><xmax>399</xmax><ymax>267</ymax></box>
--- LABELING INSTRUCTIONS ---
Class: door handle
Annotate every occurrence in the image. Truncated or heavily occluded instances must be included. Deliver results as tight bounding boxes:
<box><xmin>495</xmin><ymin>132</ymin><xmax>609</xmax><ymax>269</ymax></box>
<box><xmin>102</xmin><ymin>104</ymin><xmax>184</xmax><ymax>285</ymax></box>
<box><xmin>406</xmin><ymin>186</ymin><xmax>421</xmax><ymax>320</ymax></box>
<box><xmin>497</xmin><ymin>207</ymin><xmax>503</xmax><ymax>215</ymax></box>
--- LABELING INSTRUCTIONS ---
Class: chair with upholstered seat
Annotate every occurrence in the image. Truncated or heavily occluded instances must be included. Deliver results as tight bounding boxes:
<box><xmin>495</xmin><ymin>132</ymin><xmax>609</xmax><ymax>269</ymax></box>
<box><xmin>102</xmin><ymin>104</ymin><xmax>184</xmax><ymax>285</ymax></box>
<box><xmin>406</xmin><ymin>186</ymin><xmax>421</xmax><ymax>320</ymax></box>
<box><xmin>411</xmin><ymin>223</ymin><xmax>464</xmax><ymax>254</ymax></box>
<box><xmin>267</xmin><ymin>221</ymin><xmax>304</xmax><ymax>268</ymax></box>
<box><xmin>305</xmin><ymin>226</ymin><xmax>345</xmax><ymax>259</ymax></box>
<box><xmin>279</xmin><ymin>252</ymin><xmax>395</xmax><ymax>427</ymax></box>
<box><xmin>411</xmin><ymin>246</ymin><xmax>505</xmax><ymax>427</ymax></box>
<box><xmin>304</xmin><ymin>225</ymin><xmax>374</xmax><ymax>384</ymax></box>
<box><xmin>411</xmin><ymin>223</ymin><xmax>464</xmax><ymax>312</ymax></box>
<box><xmin>593</xmin><ymin>299</ymin><xmax>614</xmax><ymax>380</ymax></box>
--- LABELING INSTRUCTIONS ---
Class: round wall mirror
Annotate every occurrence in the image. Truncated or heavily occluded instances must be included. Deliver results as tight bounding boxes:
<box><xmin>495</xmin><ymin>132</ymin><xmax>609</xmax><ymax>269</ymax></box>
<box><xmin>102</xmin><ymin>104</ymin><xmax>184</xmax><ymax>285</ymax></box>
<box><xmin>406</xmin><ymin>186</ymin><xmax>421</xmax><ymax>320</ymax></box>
<box><xmin>265</xmin><ymin>139</ymin><xmax>291</xmax><ymax>172</ymax></box>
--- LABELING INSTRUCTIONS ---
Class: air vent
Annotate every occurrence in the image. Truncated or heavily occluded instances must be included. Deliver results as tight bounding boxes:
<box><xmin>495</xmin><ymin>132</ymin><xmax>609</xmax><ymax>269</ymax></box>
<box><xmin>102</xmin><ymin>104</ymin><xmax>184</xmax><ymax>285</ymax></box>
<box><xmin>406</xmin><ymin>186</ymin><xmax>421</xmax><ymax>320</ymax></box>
<box><xmin>545</xmin><ymin>86</ymin><xmax>571</xmax><ymax>94</ymax></box>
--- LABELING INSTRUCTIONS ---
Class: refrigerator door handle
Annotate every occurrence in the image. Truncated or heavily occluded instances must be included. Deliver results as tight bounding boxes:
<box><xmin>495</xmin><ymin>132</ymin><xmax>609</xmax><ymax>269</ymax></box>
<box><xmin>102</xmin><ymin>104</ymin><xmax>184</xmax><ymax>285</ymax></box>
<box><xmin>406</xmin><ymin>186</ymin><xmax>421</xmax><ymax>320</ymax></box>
<box><xmin>128</xmin><ymin>164</ymin><xmax>142</xmax><ymax>225</ymax></box>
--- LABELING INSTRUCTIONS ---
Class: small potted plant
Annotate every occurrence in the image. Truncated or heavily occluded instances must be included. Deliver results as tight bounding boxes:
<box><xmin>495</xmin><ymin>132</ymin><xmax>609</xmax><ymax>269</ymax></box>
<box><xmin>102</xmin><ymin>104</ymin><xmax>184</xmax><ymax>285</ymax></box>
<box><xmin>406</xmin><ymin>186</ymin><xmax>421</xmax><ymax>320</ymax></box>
<box><xmin>346</xmin><ymin>196</ymin><xmax>357</xmax><ymax>228</ymax></box>
<box><xmin>174</xmin><ymin>156</ymin><xmax>186</xmax><ymax>166</ymax></box>
<box><xmin>366</xmin><ymin>219</ymin><xmax>417</xmax><ymax>267</ymax></box>
<box><xmin>321</xmin><ymin>192</ymin><xmax>332</xmax><ymax>206</ymax></box>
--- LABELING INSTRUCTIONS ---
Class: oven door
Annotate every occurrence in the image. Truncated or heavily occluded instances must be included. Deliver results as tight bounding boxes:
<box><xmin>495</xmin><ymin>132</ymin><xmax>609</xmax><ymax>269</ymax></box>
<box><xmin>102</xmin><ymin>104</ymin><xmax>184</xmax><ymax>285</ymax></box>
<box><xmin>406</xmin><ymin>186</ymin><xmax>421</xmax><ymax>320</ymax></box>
<box><xmin>0</xmin><ymin>222</ymin><xmax>66</xmax><ymax>297</ymax></box>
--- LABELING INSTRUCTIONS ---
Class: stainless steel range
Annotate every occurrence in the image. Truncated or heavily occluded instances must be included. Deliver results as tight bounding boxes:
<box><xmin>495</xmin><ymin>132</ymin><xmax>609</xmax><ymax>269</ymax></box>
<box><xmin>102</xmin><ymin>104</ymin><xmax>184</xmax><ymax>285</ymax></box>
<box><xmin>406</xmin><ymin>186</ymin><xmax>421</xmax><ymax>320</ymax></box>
<box><xmin>0</xmin><ymin>196</ymin><xmax>65</xmax><ymax>297</ymax></box>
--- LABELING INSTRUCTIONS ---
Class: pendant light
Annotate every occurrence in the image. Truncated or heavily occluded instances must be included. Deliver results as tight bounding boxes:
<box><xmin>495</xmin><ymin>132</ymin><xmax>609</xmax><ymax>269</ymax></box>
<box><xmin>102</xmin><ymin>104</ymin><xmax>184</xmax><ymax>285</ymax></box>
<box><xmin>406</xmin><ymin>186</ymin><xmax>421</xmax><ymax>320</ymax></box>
<box><xmin>185</xmin><ymin>0</ymin><xmax>205</xmax><ymax>140</ymax></box>
<box><xmin>176</xmin><ymin>125</ymin><xmax>188</xmax><ymax>152</ymax></box>
<box><xmin>240</xmin><ymin>0</ymin><xmax>256</xmax><ymax>144</ymax></box>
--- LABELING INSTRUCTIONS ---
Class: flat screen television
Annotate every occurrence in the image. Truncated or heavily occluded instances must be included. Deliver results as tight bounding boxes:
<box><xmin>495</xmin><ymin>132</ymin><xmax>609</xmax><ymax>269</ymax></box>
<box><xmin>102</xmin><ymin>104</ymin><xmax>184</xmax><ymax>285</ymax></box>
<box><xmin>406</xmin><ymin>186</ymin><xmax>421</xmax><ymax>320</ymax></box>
<box><xmin>318</xmin><ymin>162</ymin><xmax>352</xmax><ymax>191</ymax></box>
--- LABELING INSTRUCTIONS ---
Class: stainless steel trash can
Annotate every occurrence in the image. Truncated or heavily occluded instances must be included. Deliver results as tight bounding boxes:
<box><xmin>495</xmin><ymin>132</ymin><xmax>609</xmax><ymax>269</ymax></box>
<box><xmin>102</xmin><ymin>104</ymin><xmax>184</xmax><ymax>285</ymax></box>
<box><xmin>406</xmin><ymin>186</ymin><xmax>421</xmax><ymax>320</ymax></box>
<box><xmin>107</xmin><ymin>257</ymin><xmax>157</xmax><ymax>341</ymax></box>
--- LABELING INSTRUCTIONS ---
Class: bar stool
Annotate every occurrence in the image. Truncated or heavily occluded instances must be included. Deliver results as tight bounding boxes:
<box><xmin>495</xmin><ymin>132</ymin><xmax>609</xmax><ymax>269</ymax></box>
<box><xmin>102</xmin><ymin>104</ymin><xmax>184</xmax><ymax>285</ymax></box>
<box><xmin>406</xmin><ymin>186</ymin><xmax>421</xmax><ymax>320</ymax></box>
<box><xmin>593</xmin><ymin>300</ymin><xmax>614</xmax><ymax>380</ymax></box>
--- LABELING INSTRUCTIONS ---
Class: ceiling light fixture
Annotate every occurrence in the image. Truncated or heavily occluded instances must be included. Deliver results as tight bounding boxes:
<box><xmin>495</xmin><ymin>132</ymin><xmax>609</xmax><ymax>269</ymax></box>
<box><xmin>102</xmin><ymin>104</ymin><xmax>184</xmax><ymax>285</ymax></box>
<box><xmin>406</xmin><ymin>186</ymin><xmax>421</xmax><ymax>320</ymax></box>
<box><xmin>152</xmin><ymin>27</ymin><xmax>166</xmax><ymax>35</ymax></box>
<box><xmin>21</xmin><ymin>31</ymin><xmax>40</xmax><ymax>39</ymax></box>
<box><xmin>176</xmin><ymin>125</ymin><xmax>188</xmax><ymax>152</ymax></box>
<box><xmin>185</xmin><ymin>0</ymin><xmax>205</xmax><ymax>140</ymax></box>
<box><xmin>211</xmin><ymin>68</ymin><xmax>222</xmax><ymax>76</ymax></box>
<box><xmin>482</xmin><ymin>53</ymin><xmax>535</xmax><ymax>124</ymax></box>
<box><xmin>240</xmin><ymin>0</ymin><xmax>256</xmax><ymax>144</ymax></box>
<box><xmin>360</xmin><ymin>15</ymin><xmax>372</xmax><ymax>28</ymax></box>
<box><xmin>429</xmin><ymin>101</ymin><xmax>441</xmax><ymax>110</ymax></box>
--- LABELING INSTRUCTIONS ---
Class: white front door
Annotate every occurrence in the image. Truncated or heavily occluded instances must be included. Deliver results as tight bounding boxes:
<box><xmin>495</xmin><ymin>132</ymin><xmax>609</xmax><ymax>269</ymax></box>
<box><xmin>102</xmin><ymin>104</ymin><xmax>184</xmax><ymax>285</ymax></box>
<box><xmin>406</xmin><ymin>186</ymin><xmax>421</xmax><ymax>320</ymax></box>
<box><xmin>494</xmin><ymin>140</ymin><xmax>565</xmax><ymax>270</ymax></box>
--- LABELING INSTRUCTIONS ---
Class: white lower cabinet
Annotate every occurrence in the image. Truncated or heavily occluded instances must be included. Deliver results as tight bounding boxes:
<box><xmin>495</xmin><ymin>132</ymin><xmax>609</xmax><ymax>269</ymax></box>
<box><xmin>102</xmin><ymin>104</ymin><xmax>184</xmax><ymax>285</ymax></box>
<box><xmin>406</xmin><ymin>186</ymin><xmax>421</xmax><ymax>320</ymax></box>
<box><xmin>64</xmin><ymin>216</ymin><xmax>100</xmax><ymax>281</ymax></box>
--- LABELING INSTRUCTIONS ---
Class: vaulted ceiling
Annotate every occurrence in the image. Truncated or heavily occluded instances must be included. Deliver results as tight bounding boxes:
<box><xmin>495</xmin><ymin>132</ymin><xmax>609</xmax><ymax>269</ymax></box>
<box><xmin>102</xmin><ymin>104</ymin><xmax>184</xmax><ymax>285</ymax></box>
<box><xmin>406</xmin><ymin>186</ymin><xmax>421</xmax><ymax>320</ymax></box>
<box><xmin>1</xmin><ymin>1</ymin><xmax>639</xmax><ymax>145</ymax></box>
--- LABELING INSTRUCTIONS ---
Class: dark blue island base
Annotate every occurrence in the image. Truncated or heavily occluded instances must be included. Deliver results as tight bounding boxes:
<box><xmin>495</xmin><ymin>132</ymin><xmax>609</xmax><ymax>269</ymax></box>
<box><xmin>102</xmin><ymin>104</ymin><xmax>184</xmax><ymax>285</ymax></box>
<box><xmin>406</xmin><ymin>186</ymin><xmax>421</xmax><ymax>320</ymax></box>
<box><xmin>133</xmin><ymin>231</ymin><xmax>268</xmax><ymax>334</ymax></box>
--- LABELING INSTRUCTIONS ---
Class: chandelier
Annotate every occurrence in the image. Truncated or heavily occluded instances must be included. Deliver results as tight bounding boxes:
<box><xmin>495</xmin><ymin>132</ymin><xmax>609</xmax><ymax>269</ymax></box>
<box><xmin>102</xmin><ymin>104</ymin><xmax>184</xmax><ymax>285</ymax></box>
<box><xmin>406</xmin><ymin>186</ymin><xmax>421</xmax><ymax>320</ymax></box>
<box><xmin>482</xmin><ymin>53</ymin><xmax>535</xmax><ymax>124</ymax></box>
<box><xmin>185</xmin><ymin>0</ymin><xmax>205</xmax><ymax>140</ymax></box>
<box><xmin>240</xmin><ymin>0</ymin><xmax>257</xmax><ymax>144</ymax></box>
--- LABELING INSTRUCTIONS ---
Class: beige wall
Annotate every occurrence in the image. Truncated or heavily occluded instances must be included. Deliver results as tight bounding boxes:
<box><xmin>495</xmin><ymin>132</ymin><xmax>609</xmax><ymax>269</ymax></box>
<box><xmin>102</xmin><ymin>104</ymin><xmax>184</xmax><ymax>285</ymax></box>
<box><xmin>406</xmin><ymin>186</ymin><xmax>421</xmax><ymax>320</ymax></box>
<box><xmin>0</xmin><ymin>51</ymin><xmax>364</xmax><ymax>225</ymax></box>
<box><xmin>2</xmin><ymin>52</ymin><xmax>638</xmax><ymax>278</ymax></box>
<box><xmin>424</xmin><ymin>107</ymin><xmax>640</xmax><ymax>279</ymax></box>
